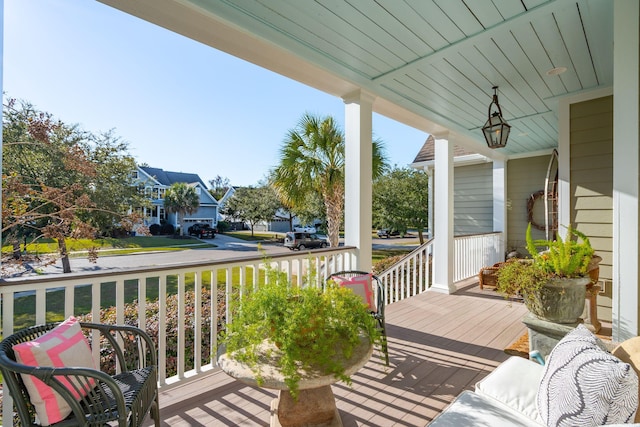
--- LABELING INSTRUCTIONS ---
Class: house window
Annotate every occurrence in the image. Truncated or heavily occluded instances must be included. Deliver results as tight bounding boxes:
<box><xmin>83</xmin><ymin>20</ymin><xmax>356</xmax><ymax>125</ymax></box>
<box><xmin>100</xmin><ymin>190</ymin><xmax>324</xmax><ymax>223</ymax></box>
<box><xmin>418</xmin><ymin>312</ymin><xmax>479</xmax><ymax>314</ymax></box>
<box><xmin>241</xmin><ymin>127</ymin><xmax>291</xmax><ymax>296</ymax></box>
<box><xmin>150</xmin><ymin>187</ymin><xmax>162</xmax><ymax>200</ymax></box>
<box><xmin>130</xmin><ymin>170</ymin><xmax>139</xmax><ymax>180</ymax></box>
<box><xmin>195</xmin><ymin>187</ymin><xmax>201</xmax><ymax>195</ymax></box>
<box><xmin>158</xmin><ymin>188</ymin><xmax>166</xmax><ymax>200</ymax></box>
<box><xmin>149</xmin><ymin>206</ymin><xmax>166</xmax><ymax>221</ymax></box>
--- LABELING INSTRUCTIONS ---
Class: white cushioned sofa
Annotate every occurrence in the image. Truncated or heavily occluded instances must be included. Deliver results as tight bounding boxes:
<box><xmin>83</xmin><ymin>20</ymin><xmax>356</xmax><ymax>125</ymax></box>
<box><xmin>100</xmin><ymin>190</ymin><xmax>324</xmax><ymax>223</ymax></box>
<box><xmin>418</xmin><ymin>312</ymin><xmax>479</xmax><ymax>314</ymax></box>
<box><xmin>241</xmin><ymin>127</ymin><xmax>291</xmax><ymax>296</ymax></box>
<box><xmin>429</xmin><ymin>325</ymin><xmax>640</xmax><ymax>426</ymax></box>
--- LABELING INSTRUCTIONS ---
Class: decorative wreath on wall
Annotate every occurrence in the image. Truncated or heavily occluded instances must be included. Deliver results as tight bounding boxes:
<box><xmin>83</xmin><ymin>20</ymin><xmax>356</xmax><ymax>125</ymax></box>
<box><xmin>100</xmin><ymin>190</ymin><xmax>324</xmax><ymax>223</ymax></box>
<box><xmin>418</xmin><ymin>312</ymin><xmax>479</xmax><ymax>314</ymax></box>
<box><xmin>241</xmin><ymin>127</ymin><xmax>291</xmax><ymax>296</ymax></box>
<box><xmin>527</xmin><ymin>190</ymin><xmax>558</xmax><ymax>232</ymax></box>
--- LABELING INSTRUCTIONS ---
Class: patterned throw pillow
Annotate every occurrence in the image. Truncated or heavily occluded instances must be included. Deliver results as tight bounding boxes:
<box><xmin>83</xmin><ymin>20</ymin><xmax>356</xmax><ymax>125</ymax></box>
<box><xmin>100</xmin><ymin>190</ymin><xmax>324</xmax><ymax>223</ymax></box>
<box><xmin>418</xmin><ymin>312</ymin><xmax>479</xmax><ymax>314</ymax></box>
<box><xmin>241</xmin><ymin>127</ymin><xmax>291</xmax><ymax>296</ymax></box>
<box><xmin>536</xmin><ymin>324</ymin><xmax>639</xmax><ymax>426</ymax></box>
<box><xmin>13</xmin><ymin>316</ymin><xmax>97</xmax><ymax>425</ymax></box>
<box><xmin>330</xmin><ymin>274</ymin><xmax>377</xmax><ymax>312</ymax></box>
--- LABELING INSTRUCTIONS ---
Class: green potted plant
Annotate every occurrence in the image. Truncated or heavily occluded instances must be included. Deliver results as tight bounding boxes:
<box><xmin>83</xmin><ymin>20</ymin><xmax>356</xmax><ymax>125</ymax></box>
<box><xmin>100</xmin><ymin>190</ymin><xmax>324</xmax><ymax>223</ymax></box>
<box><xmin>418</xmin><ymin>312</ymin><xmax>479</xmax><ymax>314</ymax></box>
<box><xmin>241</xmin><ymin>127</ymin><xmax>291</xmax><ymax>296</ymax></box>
<box><xmin>497</xmin><ymin>223</ymin><xmax>597</xmax><ymax>323</ymax></box>
<box><xmin>218</xmin><ymin>261</ymin><xmax>381</xmax><ymax>398</ymax></box>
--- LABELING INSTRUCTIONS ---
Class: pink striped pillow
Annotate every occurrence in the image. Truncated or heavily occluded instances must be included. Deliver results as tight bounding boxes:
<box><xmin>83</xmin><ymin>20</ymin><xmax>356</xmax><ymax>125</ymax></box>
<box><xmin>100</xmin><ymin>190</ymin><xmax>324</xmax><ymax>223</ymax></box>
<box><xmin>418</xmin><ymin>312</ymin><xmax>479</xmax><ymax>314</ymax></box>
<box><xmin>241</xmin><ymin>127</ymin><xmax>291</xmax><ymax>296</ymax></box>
<box><xmin>331</xmin><ymin>274</ymin><xmax>377</xmax><ymax>312</ymax></box>
<box><xmin>13</xmin><ymin>316</ymin><xmax>96</xmax><ymax>425</ymax></box>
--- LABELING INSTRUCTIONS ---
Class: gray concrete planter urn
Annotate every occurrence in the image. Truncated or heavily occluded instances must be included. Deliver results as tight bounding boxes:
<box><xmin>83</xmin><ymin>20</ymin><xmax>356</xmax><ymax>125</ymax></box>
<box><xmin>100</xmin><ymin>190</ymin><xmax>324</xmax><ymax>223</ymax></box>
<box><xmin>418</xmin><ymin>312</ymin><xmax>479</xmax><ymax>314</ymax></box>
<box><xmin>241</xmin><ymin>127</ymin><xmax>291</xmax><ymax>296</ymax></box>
<box><xmin>523</xmin><ymin>276</ymin><xmax>590</xmax><ymax>324</ymax></box>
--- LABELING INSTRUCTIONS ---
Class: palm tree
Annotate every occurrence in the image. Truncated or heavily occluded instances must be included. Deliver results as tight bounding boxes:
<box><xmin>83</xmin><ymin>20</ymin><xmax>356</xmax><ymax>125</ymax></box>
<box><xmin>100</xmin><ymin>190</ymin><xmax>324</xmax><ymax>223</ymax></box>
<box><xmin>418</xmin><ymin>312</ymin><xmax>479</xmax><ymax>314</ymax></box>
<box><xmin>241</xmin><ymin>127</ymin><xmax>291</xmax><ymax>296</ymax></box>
<box><xmin>164</xmin><ymin>183</ymin><xmax>200</xmax><ymax>236</ymax></box>
<box><xmin>272</xmin><ymin>113</ymin><xmax>387</xmax><ymax>247</ymax></box>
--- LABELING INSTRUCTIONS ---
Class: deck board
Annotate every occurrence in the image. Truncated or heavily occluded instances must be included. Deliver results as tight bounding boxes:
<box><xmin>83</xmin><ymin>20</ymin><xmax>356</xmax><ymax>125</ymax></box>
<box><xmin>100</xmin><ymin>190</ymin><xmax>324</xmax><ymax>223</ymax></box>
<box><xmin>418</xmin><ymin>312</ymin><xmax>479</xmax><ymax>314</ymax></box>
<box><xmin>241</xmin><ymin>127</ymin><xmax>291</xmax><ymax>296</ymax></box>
<box><xmin>145</xmin><ymin>281</ymin><xmax>531</xmax><ymax>426</ymax></box>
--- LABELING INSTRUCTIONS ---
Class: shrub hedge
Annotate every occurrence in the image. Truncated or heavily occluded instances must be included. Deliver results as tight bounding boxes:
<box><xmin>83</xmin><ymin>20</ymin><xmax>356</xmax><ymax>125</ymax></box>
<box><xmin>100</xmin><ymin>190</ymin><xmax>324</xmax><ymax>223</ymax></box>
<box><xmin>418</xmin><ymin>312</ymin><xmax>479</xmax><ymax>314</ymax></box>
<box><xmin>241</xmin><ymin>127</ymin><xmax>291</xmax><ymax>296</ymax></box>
<box><xmin>79</xmin><ymin>287</ymin><xmax>226</xmax><ymax>377</ymax></box>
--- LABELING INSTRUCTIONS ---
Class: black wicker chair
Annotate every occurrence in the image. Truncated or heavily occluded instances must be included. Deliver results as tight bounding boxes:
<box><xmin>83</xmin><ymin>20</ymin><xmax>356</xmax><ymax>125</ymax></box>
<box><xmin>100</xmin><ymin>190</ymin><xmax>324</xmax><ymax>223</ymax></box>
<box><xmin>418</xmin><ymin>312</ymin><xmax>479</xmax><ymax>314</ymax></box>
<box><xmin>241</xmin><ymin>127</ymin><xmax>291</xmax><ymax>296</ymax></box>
<box><xmin>0</xmin><ymin>322</ymin><xmax>160</xmax><ymax>427</ymax></box>
<box><xmin>328</xmin><ymin>270</ymin><xmax>390</xmax><ymax>365</ymax></box>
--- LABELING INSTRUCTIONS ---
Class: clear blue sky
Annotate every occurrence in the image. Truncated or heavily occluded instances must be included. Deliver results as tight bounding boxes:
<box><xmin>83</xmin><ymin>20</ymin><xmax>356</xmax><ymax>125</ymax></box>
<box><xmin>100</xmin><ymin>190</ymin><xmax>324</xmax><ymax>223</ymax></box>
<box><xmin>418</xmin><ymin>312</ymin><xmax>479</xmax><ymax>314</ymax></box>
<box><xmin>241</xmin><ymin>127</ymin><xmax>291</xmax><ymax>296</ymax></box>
<box><xmin>4</xmin><ymin>0</ymin><xmax>429</xmax><ymax>187</ymax></box>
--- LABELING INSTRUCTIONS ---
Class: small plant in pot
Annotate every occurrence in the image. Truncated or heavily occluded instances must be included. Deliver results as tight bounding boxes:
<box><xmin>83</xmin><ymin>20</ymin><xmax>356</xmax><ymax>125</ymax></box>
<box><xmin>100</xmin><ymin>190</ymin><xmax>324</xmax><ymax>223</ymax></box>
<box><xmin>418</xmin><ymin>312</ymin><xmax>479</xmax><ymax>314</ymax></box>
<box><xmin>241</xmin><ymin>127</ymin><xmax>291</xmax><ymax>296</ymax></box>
<box><xmin>218</xmin><ymin>261</ymin><xmax>381</xmax><ymax>399</ymax></box>
<box><xmin>497</xmin><ymin>223</ymin><xmax>596</xmax><ymax>323</ymax></box>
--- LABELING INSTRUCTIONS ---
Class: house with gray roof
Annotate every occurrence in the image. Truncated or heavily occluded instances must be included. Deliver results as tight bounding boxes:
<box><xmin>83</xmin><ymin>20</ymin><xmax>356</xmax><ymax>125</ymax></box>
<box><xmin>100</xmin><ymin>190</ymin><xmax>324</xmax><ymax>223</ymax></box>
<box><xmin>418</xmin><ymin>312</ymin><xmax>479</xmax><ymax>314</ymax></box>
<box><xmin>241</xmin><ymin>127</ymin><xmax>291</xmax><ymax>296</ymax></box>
<box><xmin>132</xmin><ymin>166</ymin><xmax>218</xmax><ymax>232</ymax></box>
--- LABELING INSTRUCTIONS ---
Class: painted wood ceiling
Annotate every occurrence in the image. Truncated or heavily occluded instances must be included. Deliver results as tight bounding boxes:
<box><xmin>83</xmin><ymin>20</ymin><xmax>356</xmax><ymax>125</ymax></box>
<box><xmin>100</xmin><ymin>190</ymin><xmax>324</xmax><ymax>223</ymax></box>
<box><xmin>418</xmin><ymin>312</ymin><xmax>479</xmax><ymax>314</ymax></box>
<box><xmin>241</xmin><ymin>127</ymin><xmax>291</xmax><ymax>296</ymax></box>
<box><xmin>100</xmin><ymin>0</ymin><xmax>613</xmax><ymax>157</ymax></box>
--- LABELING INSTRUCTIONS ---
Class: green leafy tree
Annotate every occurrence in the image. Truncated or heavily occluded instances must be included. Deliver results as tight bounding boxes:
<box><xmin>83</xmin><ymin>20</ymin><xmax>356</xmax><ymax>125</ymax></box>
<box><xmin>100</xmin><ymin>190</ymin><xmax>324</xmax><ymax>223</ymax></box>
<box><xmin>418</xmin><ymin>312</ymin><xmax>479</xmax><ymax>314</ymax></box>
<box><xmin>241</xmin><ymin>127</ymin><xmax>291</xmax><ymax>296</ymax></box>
<box><xmin>272</xmin><ymin>113</ymin><xmax>387</xmax><ymax>247</ymax></box>
<box><xmin>373</xmin><ymin>166</ymin><xmax>429</xmax><ymax>244</ymax></box>
<box><xmin>208</xmin><ymin>175</ymin><xmax>231</xmax><ymax>201</ymax></box>
<box><xmin>2</xmin><ymin>99</ymin><xmax>141</xmax><ymax>273</ymax></box>
<box><xmin>222</xmin><ymin>184</ymin><xmax>281</xmax><ymax>236</ymax></box>
<box><xmin>292</xmin><ymin>191</ymin><xmax>326</xmax><ymax>232</ymax></box>
<box><xmin>79</xmin><ymin>130</ymin><xmax>146</xmax><ymax>236</ymax></box>
<box><xmin>163</xmin><ymin>183</ymin><xmax>200</xmax><ymax>236</ymax></box>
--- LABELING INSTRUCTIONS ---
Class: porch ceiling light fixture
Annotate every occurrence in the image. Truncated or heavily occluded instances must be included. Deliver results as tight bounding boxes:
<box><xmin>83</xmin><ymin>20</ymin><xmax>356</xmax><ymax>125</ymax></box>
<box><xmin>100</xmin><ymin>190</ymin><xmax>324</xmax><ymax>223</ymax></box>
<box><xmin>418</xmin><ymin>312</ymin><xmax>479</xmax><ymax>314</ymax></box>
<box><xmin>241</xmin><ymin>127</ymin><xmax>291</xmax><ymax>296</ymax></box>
<box><xmin>482</xmin><ymin>86</ymin><xmax>511</xmax><ymax>149</ymax></box>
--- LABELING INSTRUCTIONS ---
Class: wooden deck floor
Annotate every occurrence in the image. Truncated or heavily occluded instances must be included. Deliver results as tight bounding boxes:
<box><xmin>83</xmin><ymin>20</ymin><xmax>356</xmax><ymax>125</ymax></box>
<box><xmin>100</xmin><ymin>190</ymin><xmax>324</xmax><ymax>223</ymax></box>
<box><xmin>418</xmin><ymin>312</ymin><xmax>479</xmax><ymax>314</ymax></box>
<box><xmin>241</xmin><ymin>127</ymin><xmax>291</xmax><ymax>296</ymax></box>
<box><xmin>145</xmin><ymin>281</ymin><xmax>531</xmax><ymax>426</ymax></box>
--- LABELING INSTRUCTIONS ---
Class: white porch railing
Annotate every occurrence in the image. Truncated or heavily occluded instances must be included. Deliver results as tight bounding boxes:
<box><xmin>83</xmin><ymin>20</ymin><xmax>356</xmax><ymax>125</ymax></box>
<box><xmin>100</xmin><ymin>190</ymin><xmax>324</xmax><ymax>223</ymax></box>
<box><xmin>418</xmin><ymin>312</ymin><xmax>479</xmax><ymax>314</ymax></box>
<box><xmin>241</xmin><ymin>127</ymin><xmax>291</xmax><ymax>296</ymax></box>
<box><xmin>0</xmin><ymin>247</ymin><xmax>357</xmax><ymax>425</ymax></box>
<box><xmin>453</xmin><ymin>232</ymin><xmax>503</xmax><ymax>282</ymax></box>
<box><xmin>1</xmin><ymin>232</ymin><xmax>502</xmax><ymax>423</ymax></box>
<box><xmin>376</xmin><ymin>238</ymin><xmax>434</xmax><ymax>304</ymax></box>
<box><xmin>376</xmin><ymin>232</ymin><xmax>504</xmax><ymax>304</ymax></box>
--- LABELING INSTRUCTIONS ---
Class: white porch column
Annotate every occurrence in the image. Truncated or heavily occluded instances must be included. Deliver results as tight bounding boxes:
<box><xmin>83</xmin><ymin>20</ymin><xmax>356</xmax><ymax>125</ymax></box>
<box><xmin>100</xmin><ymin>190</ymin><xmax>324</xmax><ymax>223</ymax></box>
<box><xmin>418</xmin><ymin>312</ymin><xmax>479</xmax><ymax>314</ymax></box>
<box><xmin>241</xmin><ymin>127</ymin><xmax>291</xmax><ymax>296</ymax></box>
<box><xmin>493</xmin><ymin>160</ymin><xmax>506</xmax><ymax>259</ymax></box>
<box><xmin>426</xmin><ymin>167</ymin><xmax>434</xmax><ymax>239</ymax></box>
<box><xmin>430</xmin><ymin>134</ymin><xmax>456</xmax><ymax>294</ymax></box>
<box><xmin>343</xmin><ymin>90</ymin><xmax>374</xmax><ymax>272</ymax></box>
<box><xmin>613</xmin><ymin>0</ymin><xmax>640</xmax><ymax>341</ymax></box>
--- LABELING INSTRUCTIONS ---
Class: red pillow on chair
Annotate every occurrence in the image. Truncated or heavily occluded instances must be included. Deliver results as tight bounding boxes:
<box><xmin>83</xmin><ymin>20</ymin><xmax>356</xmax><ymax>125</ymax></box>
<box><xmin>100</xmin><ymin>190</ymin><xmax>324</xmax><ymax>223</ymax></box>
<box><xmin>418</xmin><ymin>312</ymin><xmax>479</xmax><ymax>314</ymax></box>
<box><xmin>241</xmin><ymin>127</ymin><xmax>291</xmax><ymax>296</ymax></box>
<box><xmin>13</xmin><ymin>316</ymin><xmax>97</xmax><ymax>425</ymax></box>
<box><xmin>331</xmin><ymin>274</ymin><xmax>377</xmax><ymax>312</ymax></box>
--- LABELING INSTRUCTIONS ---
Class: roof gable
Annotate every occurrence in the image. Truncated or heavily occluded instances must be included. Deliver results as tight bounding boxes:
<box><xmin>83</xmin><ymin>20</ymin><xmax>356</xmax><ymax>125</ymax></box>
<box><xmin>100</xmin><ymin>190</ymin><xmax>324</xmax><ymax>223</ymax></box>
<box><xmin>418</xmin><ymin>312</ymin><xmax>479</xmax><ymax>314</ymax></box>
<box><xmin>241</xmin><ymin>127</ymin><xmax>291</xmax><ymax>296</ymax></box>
<box><xmin>139</xmin><ymin>166</ymin><xmax>209</xmax><ymax>189</ymax></box>
<box><xmin>412</xmin><ymin>135</ymin><xmax>477</xmax><ymax>163</ymax></box>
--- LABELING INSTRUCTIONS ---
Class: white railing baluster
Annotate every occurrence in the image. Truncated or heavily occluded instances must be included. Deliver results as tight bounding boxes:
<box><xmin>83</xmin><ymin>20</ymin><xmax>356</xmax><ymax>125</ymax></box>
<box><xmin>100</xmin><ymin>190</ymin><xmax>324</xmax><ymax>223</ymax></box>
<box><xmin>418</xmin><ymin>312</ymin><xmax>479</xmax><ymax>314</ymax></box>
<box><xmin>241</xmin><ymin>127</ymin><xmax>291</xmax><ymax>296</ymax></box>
<box><xmin>64</xmin><ymin>284</ymin><xmax>74</xmax><ymax>320</ymax></box>
<box><xmin>139</xmin><ymin>277</ymin><xmax>146</xmax><ymax>329</ymax></box>
<box><xmin>116</xmin><ymin>279</ymin><xmax>125</xmax><ymax>327</ymax></box>
<box><xmin>35</xmin><ymin>288</ymin><xmax>46</xmax><ymax>325</ymax></box>
<box><xmin>194</xmin><ymin>271</ymin><xmax>202</xmax><ymax>373</ymax></box>
<box><xmin>177</xmin><ymin>273</ymin><xmax>185</xmax><ymax>379</ymax></box>
<box><xmin>211</xmin><ymin>267</ymin><xmax>218</xmax><ymax>368</ymax></box>
<box><xmin>158</xmin><ymin>275</ymin><xmax>167</xmax><ymax>385</ymax></box>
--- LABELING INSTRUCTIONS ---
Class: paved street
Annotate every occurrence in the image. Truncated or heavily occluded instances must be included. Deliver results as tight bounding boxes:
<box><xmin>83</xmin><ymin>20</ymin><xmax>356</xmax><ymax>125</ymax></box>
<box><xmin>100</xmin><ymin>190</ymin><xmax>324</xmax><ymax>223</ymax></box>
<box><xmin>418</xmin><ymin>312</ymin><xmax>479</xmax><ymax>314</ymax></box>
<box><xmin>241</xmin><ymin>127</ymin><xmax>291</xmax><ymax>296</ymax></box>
<box><xmin>15</xmin><ymin>233</ymin><xmax>422</xmax><ymax>277</ymax></box>
<box><xmin>39</xmin><ymin>233</ymin><xmax>290</xmax><ymax>275</ymax></box>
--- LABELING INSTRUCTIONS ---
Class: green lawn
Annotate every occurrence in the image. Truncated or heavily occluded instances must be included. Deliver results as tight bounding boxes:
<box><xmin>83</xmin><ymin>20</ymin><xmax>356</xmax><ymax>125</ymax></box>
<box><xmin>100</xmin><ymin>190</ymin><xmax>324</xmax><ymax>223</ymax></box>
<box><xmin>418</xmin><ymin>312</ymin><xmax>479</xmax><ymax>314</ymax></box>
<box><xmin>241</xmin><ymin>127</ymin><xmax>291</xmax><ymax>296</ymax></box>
<box><xmin>372</xmin><ymin>248</ymin><xmax>412</xmax><ymax>264</ymax></box>
<box><xmin>224</xmin><ymin>231</ymin><xmax>284</xmax><ymax>242</ymax></box>
<box><xmin>1</xmin><ymin>236</ymin><xmax>215</xmax><ymax>257</ymax></box>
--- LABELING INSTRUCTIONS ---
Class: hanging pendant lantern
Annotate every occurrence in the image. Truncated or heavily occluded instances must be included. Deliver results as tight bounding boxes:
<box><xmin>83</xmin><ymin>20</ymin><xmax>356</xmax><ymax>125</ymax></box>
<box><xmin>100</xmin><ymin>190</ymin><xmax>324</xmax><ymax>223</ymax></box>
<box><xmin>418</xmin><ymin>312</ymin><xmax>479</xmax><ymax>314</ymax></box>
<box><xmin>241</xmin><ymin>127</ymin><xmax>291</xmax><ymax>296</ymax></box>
<box><xmin>482</xmin><ymin>86</ymin><xmax>511</xmax><ymax>149</ymax></box>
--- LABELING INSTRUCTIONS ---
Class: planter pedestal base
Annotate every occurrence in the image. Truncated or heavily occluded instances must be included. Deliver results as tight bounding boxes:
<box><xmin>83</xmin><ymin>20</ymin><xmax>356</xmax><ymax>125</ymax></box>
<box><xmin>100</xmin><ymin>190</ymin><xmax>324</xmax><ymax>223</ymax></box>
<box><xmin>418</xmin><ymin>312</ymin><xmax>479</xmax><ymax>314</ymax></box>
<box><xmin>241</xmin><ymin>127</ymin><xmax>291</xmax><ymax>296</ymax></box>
<box><xmin>523</xmin><ymin>313</ymin><xmax>583</xmax><ymax>359</ymax></box>
<box><xmin>271</xmin><ymin>386</ymin><xmax>342</xmax><ymax>427</ymax></box>
<box><xmin>219</xmin><ymin>337</ymin><xmax>372</xmax><ymax>427</ymax></box>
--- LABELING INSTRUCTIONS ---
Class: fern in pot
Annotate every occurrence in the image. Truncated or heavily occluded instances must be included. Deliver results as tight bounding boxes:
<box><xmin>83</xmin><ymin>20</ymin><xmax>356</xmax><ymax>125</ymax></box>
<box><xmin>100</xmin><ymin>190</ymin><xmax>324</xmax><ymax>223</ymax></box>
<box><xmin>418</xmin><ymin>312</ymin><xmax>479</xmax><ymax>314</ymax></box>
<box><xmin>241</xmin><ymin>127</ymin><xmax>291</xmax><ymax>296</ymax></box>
<box><xmin>497</xmin><ymin>223</ymin><xmax>597</xmax><ymax>324</ymax></box>
<box><xmin>218</xmin><ymin>261</ymin><xmax>381</xmax><ymax>399</ymax></box>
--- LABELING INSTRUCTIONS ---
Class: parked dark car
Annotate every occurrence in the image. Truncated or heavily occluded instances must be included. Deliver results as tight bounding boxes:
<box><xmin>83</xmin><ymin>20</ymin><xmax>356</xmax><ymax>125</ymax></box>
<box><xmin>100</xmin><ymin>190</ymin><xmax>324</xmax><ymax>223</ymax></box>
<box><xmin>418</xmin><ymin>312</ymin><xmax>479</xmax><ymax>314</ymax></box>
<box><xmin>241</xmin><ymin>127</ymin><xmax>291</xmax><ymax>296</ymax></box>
<box><xmin>284</xmin><ymin>232</ymin><xmax>328</xmax><ymax>250</ymax></box>
<box><xmin>377</xmin><ymin>229</ymin><xmax>400</xmax><ymax>238</ymax></box>
<box><xmin>188</xmin><ymin>223</ymin><xmax>216</xmax><ymax>239</ymax></box>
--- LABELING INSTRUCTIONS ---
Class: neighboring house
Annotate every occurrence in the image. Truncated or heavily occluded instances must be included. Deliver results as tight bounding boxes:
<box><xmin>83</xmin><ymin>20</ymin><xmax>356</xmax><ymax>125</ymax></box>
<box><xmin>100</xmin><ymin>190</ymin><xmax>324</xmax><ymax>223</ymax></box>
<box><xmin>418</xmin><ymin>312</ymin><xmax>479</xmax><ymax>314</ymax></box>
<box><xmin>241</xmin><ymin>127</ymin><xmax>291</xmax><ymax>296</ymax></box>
<box><xmin>216</xmin><ymin>186</ymin><xmax>236</xmax><ymax>220</ymax></box>
<box><xmin>131</xmin><ymin>166</ymin><xmax>219</xmax><ymax>231</ymax></box>
<box><xmin>253</xmin><ymin>211</ymin><xmax>292</xmax><ymax>233</ymax></box>
<box><xmin>219</xmin><ymin>186</ymin><xmax>314</xmax><ymax>233</ymax></box>
<box><xmin>253</xmin><ymin>208</ymin><xmax>315</xmax><ymax>233</ymax></box>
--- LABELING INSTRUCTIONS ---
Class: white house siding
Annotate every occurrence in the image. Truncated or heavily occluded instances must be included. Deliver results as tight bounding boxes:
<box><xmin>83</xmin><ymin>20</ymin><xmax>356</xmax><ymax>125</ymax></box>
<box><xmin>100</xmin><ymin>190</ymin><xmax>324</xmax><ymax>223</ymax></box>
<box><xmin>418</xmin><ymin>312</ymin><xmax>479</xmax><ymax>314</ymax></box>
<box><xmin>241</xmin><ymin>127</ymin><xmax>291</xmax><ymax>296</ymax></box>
<box><xmin>570</xmin><ymin>95</ymin><xmax>614</xmax><ymax>322</ymax></box>
<box><xmin>506</xmin><ymin>155</ymin><xmax>551</xmax><ymax>254</ymax></box>
<box><xmin>453</xmin><ymin>162</ymin><xmax>493</xmax><ymax>235</ymax></box>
